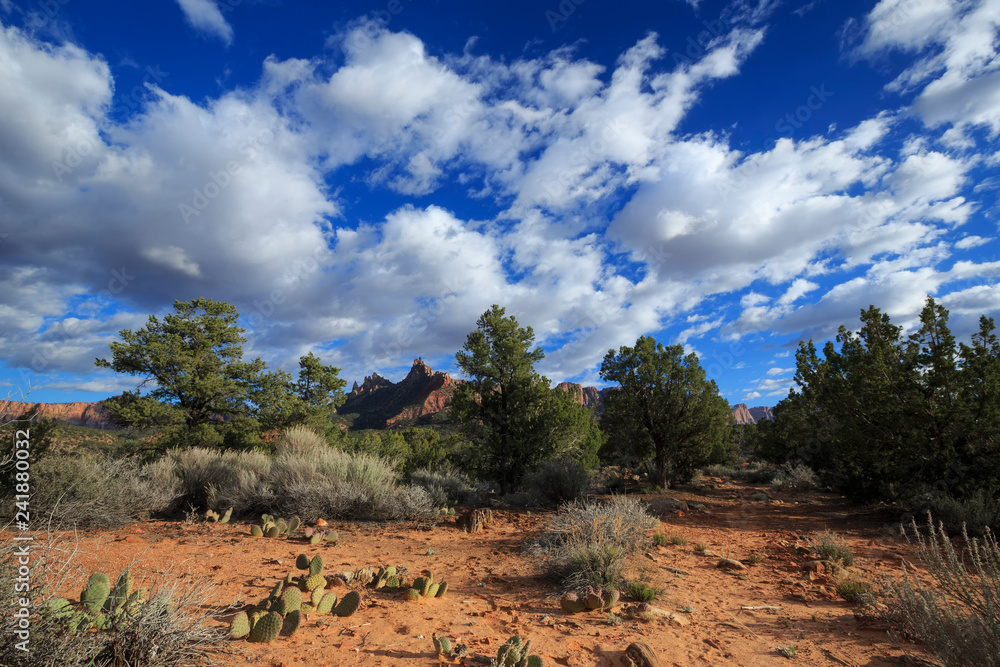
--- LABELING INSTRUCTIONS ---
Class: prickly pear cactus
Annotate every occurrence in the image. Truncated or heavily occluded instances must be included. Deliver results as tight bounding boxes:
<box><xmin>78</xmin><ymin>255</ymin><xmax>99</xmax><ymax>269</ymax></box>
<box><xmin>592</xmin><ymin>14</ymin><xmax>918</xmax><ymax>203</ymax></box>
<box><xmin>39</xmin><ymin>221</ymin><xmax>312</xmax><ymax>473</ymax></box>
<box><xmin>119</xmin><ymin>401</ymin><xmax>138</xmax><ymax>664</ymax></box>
<box><xmin>526</xmin><ymin>655</ymin><xmax>545</xmax><ymax>667</ymax></box>
<box><xmin>427</xmin><ymin>583</ymin><xmax>440</xmax><ymax>597</ymax></box>
<box><xmin>404</xmin><ymin>588</ymin><xmax>422</xmax><ymax>602</ymax></box>
<box><xmin>81</xmin><ymin>577</ymin><xmax>110</xmax><ymax>614</ymax></box>
<box><xmin>334</xmin><ymin>590</ymin><xmax>361</xmax><ymax>617</ymax></box>
<box><xmin>433</xmin><ymin>633</ymin><xmax>453</xmax><ymax>655</ymax></box>
<box><xmin>220</xmin><ymin>507</ymin><xmax>232</xmax><ymax>523</ymax></box>
<box><xmin>317</xmin><ymin>592</ymin><xmax>338</xmax><ymax>614</ymax></box>
<box><xmin>303</xmin><ymin>574</ymin><xmax>325</xmax><ymax>592</ymax></box>
<box><xmin>295</xmin><ymin>554</ymin><xmax>310</xmax><ymax>571</ymax></box>
<box><xmin>310</xmin><ymin>586</ymin><xmax>324</xmax><ymax>607</ymax></box>
<box><xmin>230</xmin><ymin>611</ymin><xmax>251</xmax><ymax>639</ymax></box>
<box><xmin>265</xmin><ymin>525</ymin><xmax>280</xmax><ymax>538</ymax></box>
<box><xmin>584</xmin><ymin>587</ymin><xmax>603</xmax><ymax>610</ymax></box>
<box><xmin>310</xmin><ymin>531</ymin><xmax>323</xmax><ymax>545</ymax></box>
<box><xmin>309</xmin><ymin>555</ymin><xmax>324</xmax><ymax>576</ymax></box>
<box><xmin>280</xmin><ymin>609</ymin><xmax>300</xmax><ymax>637</ymax></box>
<box><xmin>323</xmin><ymin>531</ymin><xmax>339</xmax><ymax>542</ymax></box>
<box><xmin>287</xmin><ymin>516</ymin><xmax>300</xmax><ymax>532</ymax></box>
<box><xmin>251</xmin><ymin>524</ymin><xmax>264</xmax><ymax>537</ymax></box>
<box><xmin>435</xmin><ymin>580</ymin><xmax>448</xmax><ymax>597</ymax></box>
<box><xmin>560</xmin><ymin>593</ymin><xmax>586</xmax><ymax>613</ymax></box>
<box><xmin>248</xmin><ymin>611</ymin><xmax>282</xmax><ymax>643</ymax></box>
<box><xmin>601</xmin><ymin>589</ymin><xmax>620</xmax><ymax>609</ymax></box>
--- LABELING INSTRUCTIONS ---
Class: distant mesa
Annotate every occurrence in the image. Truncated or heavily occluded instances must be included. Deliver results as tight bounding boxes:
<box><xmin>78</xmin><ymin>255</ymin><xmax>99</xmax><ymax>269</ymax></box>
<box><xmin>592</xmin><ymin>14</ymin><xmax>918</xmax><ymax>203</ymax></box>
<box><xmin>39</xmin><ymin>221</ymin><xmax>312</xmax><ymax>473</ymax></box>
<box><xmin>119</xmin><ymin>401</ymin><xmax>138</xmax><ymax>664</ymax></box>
<box><xmin>2</xmin><ymin>361</ymin><xmax>772</xmax><ymax>431</ymax></box>
<box><xmin>731</xmin><ymin>403</ymin><xmax>775</xmax><ymax>425</ymax></box>
<box><xmin>338</xmin><ymin>358</ymin><xmax>462</xmax><ymax>429</ymax></box>
<box><xmin>0</xmin><ymin>400</ymin><xmax>114</xmax><ymax>429</ymax></box>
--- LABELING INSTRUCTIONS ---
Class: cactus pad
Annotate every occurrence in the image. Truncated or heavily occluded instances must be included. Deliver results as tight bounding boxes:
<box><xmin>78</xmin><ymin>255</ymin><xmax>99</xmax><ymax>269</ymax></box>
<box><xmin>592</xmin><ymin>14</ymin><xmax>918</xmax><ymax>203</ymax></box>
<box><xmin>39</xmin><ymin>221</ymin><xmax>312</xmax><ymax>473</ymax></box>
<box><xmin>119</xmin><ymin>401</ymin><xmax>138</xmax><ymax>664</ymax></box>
<box><xmin>601</xmin><ymin>589</ymin><xmax>620</xmax><ymax>609</ymax></box>
<box><xmin>560</xmin><ymin>593</ymin><xmax>586</xmax><ymax>613</ymax></box>
<box><xmin>81</xmin><ymin>580</ymin><xmax>110</xmax><ymax>614</ymax></box>
<box><xmin>309</xmin><ymin>555</ymin><xmax>324</xmax><ymax>576</ymax></box>
<box><xmin>427</xmin><ymin>583</ymin><xmax>440</xmax><ymax>597</ymax></box>
<box><xmin>310</xmin><ymin>531</ymin><xmax>323</xmax><ymax>545</ymax></box>
<box><xmin>317</xmin><ymin>592</ymin><xmax>338</xmax><ymax>614</ymax></box>
<box><xmin>404</xmin><ymin>588</ymin><xmax>422</xmax><ymax>602</ymax></box>
<box><xmin>250</xmin><ymin>525</ymin><xmax>264</xmax><ymax>537</ymax></box>
<box><xmin>295</xmin><ymin>554</ymin><xmax>310</xmax><ymax>570</ymax></box>
<box><xmin>230</xmin><ymin>611</ymin><xmax>251</xmax><ymax>639</ymax></box>
<box><xmin>433</xmin><ymin>634</ymin><xmax>452</xmax><ymax>655</ymax></box>
<box><xmin>280</xmin><ymin>609</ymin><xmax>300</xmax><ymax>637</ymax></box>
<box><xmin>334</xmin><ymin>591</ymin><xmax>361</xmax><ymax>617</ymax></box>
<box><xmin>220</xmin><ymin>507</ymin><xmax>232</xmax><ymax>523</ymax></box>
<box><xmin>527</xmin><ymin>656</ymin><xmax>545</xmax><ymax>667</ymax></box>
<box><xmin>311</xmin><ymin>585</ymin><xmax>325</xmax><ymax>607</ymax></box>
<box><xmin>435</xmin><ymin>580</ymin><xmax>449</xmax><ymax>597</ymax></box>
<box><xmin>287</xmin><ymin>516</ymin><xmax>300</xmax><ymax>532</ymax></box>
<box><xmin>303</xmin><ymin>574</ymin><xmax>325</xmax><ymax>592</ymax></box>
<box><xmin>281</xmin><ymin>586</ymin><xmax>302</xmax><ymax>611</ymax></box>
<box><xmin>265</xmin><ymin>525</ymin><xmax>280</xmax><ymax>538</ymax></box>
<box><xmin>324</xmin><ymin>531</ymin><xmax>339</xmax><ymax>542</ymax></box>
<box><xmin>249</xmin><ymin>611</ymin><xmax>282</xmax><ymax>643</ymax></box>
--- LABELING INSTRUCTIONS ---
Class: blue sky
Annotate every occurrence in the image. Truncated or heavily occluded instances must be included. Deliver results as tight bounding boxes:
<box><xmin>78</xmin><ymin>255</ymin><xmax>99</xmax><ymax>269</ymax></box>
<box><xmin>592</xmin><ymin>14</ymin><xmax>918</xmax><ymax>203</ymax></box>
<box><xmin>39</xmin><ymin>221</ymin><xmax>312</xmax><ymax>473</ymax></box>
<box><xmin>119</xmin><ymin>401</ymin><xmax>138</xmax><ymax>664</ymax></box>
<box><xmin>2</xmin><ymin>0</ymin><xmax>999</xmax><ymax>407</ymax></box>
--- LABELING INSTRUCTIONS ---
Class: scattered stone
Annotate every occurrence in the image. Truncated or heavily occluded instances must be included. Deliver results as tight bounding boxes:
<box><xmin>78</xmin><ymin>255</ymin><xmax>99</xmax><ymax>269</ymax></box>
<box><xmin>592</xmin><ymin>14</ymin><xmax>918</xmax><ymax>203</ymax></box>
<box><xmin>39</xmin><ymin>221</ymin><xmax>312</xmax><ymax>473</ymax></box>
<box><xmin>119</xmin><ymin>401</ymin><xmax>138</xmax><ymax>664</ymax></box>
<box><xmin>716</xmin><ymin>558</ymin><xmax>746</xmax><ymax>571</ymax></box>
<box><xmin>749</xmin><ymin>492</ymin><xmax>770</xmax><ymax>502</ymax></box>
<box><xmin>663</xmin><ymin>566</ymin><xmax>691</xmax><ymax>576</ymax></box>
<box><xmin>624</xmin><ymin>641</ymin><xmax>662</xmax><ymax>667</ymax></box>
<box><xmin>803</xmin><ymin>560</ymin><xmax>825</xmax><ymax>573</ymax></box>
<box><xmin>668</xmin><ymin>613</ymin><xmax>690</xmax><ymax>626</ymax></box>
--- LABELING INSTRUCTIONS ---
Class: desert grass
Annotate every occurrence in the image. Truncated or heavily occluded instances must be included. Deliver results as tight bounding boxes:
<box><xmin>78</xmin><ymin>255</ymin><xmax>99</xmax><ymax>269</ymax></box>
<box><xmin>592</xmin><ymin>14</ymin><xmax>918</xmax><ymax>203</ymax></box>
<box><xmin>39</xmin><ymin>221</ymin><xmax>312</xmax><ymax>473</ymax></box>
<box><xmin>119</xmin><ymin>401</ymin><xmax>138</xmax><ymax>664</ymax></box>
<box><xmin>884</xmin><ymin>515</ymin><xmax>1000</xmax><ymax>667</ymax></box>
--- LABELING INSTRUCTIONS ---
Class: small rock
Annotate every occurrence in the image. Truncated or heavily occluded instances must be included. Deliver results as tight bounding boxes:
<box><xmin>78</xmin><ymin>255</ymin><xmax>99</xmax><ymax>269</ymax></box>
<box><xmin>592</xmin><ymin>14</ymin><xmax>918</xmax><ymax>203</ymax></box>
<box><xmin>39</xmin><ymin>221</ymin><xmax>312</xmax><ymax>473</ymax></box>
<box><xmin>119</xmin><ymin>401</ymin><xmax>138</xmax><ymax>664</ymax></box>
<box><xmin>668</xmin><ymin>613</ymin><xmax>690</xmax><ymax>626</ymax></box>
<box><xmin>623</xmin><ymin>641</ymin><xmax>662</xmax><ymax>667</ymax></box>
<box><xmin>803</xmin><ymin>560</ymin><xmax>825</xmax><ymax>573</ymax></box>
<box><xmin>749</xmin><ymin>492</ymin><xmax>770</xmax><ymax>502</ymax></box>
<box><xmin>716</xmin><ymin>558</ymin><xmax>746</xmax><ymax>571</ymax></box>
<box><xmin>315</xmin><ymin>518</ymin><xmax>328</xmax><ymax>526</ymax></box>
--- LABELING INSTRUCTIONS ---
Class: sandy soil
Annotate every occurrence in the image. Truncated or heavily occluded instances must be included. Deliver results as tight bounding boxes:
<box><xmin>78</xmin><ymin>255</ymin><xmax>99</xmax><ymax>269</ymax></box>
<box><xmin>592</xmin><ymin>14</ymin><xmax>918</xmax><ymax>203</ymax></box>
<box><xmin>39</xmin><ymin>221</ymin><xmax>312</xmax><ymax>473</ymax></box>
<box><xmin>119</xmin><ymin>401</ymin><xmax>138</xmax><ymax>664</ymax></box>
<box><xmin>18</xmin><ymin>476</ymin><xmax>941</xmax><ymax>667</ymax></box>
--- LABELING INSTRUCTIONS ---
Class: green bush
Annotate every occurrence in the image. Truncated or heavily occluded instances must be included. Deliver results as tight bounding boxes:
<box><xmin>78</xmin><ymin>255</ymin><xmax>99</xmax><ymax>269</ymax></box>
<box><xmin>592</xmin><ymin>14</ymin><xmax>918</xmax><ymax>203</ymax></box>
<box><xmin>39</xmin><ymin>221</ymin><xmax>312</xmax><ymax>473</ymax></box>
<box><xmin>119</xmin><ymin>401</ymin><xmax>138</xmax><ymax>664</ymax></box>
<box><xmin>811</xmin><ymin>530</ymin><xmax>855</xmax><ymax>566</ymax></box>
<box><xmin>528</xmin><ymin>496</ymin><xmax>657</xmax><ymax>589</ymax></box>
<box><xmin>522</xmin><ymin>457</ymin><xmax>593</xmax><ymax>504</ymax></box>
<box><xmin>926</xmin><ymin>490</ymin><xmax>1000</xmax><ymax>536</ymax></box>
<box><xmin>408</xmin><ymin>466</ymin><xmax>477</xmax><ymax>507</ymax></box>
<box><xmin>885</xmin><ymin>516</ymin><xmax>1000</xmax><ymax>667</ymax></box>
<box><xmin>625</xmin><ymin>581</ymin><xmax>663</xmax><ymax>602</ymax></box>
<box><xmin>770</xmin><ymin>463</ymin><xmax>819</xmax><ymax>491</ymax></box>
<box><xmin>9</xmin><ymin>455</ymin><xmax>178</xmax><ymax>528</ymax></box>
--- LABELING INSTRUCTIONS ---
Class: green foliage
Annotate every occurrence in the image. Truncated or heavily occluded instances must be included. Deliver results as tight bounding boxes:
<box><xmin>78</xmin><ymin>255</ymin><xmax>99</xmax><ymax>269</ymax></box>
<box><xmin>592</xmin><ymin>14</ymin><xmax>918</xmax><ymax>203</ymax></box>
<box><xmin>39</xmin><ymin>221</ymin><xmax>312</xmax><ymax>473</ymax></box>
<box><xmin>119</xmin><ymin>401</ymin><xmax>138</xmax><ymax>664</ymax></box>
<box><xmin>811</xmin><ymin>531</ymin><xmax>854</xmax><ymax>566</ymax></box>
<box><xmin>763</xmin><ymin>298</ymin><xmax>1000</xmax><ymax>513</ymax></box>
<box><xmin>452</xmin><ymin>305</ymin><xmax>602</xmax><ymax>494</ymax></box>
<box><xmin>522</xmin><ymin>456</ymin><xmax>593</xmax><ymax>504</ymax></box>
<box><xmin>886</xmin><ymin>516</ymin><xmax>1000</xmax><ymax>667</ymax></box>
<box><xmin>528</xmin><ymin>496</ymin><xmax>657</xmax><ymax>590</ymax></box>
<box><xmin>95</xmin><ymin>298</ymin><xmax>346</xmax><ymax>450</ymax></box>
<box><xmin>599</xmin><ymin>336</ymin><xmax>733</xmax><ymax>487</ymax></box>
<box><xmin>625</xmin><ymin>581</ymin><xmax>662</xmax><ymax>602</ymax></box>
<box><xmin>5</xmin><ymin>454</ymin><xmax>178</xmax><ymax>527</ymax></box>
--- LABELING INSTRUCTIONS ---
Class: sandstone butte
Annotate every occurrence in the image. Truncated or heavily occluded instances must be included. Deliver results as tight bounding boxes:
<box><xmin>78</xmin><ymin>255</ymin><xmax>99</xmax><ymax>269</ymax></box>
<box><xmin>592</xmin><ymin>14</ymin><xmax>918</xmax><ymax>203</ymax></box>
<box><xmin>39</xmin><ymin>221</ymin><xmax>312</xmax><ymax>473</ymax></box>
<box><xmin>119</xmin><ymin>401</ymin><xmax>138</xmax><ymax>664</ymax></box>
<box><xmin>0</xmin><ymin>359</ymin><xmax>773</xmax><ymax>430</ymax></box>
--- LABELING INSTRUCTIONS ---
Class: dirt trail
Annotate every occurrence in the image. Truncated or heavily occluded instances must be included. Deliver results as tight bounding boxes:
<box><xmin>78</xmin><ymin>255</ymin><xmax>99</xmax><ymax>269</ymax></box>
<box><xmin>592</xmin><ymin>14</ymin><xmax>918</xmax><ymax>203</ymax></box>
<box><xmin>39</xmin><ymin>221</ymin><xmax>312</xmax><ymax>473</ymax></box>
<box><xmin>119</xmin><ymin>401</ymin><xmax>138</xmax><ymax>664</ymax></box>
<box><xmin>22</xmin><ymin>477</ymin><xmax>938</xmax><ymax>666</ymax></box>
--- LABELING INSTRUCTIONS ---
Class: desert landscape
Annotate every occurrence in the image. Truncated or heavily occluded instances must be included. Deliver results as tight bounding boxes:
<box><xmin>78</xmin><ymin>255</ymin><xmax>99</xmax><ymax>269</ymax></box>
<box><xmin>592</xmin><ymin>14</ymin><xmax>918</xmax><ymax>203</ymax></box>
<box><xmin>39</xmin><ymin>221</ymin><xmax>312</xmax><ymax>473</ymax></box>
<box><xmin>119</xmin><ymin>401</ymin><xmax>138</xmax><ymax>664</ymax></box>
<box><xmin>18</xmin><ymin>472</ymin><xmax>941</xmax><ymax>667</ymax></box>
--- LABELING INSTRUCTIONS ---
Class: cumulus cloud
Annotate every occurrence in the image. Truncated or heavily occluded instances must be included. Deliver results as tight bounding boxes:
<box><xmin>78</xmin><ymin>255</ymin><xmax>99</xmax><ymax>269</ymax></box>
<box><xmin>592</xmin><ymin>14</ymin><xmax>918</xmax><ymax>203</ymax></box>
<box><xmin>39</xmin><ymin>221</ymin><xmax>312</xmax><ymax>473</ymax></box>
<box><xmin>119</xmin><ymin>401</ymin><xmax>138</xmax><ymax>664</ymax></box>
<box><xmin>1</xmin><ymin>8</ymin><xmax>999</xmax><ymax>401</ymax></box>
<box><xmin>175</xmin><ymin>0</ymin><xmax>233</xmax><ymax>45</ymax></box>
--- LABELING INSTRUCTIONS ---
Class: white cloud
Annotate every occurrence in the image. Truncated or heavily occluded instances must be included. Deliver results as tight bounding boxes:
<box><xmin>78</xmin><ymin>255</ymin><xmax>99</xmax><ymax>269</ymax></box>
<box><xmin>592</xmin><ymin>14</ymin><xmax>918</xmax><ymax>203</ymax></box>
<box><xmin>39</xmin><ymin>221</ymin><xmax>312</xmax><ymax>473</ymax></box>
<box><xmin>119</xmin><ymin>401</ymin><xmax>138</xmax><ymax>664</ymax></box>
<box><xmin>856</xmin><ymin>0</ymin><xmax>1000</xmax><ymax>139</ymax></box>
<box><xmin>175</xmin><ymin>0</ymin><xmax>233</xmax><ymax>45</ymax></box>
<box><xmin>955</xmin><ymin>234</ymin><xmax>991</xmax><ymax>249</ymax></box>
